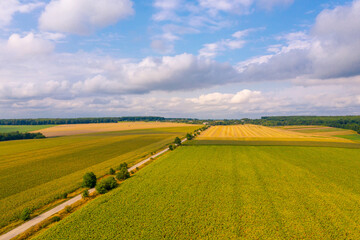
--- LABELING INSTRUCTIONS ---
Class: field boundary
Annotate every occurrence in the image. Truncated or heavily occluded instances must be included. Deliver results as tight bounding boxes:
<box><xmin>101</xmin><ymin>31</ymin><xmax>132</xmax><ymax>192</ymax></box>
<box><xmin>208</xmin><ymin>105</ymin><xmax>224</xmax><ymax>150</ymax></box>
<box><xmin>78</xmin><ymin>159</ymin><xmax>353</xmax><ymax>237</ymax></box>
<box><xmin>185</xmin><ymin>140</ymin><xmax>360</xmax><ymax>148</ymax></box>
<box><xmin>0</xmin><ymin>138</ymin><xmax>188</xmax><ymax>240</ymax></box>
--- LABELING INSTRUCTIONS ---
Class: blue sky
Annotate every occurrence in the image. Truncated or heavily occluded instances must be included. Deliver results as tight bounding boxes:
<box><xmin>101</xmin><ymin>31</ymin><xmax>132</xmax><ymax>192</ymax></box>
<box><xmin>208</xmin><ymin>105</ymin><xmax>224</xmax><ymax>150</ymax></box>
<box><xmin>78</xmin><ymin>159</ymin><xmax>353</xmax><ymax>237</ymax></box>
<box><xmin>0</xmin><ymin>0</ymin><xmax>359</xmax><ymax>119</ymax></box>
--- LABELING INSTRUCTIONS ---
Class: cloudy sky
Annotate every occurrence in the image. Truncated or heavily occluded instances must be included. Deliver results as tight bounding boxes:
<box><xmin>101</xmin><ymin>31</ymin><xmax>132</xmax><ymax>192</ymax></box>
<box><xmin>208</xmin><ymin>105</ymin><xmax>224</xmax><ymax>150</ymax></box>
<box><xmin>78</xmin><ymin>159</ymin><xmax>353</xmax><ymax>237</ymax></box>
<box><xmin>0</xmin><ymin>0</ymin><xmax>359</xmax><ymax>119</ymax></box>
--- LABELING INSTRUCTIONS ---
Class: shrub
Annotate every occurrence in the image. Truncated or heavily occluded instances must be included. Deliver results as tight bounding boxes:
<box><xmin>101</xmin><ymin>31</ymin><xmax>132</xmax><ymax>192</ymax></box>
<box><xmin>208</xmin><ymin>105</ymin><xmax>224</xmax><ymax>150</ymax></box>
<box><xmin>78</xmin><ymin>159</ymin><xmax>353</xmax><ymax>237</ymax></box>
<box><xmin>96</xmin><ymin>177</ymin><xmax>118</xmax><ymax>194</ymax></box>
<box><xmin>118</xmin><ymin>162</ymin><xmax>128</xmax><ymax>170</ymax></box>
<box><xmin>174</xmin><ymin>137</ymin><xmax>182</xmax><ymax>145</ymax></box>
<box><xmin>116</xmin><ymin>167</ymin><xmax>130</xmax><ymax>180</ymax></box>
<box><xmin>169</xmin><ymin>144</ymin><xmax>174</xmax><ymax>151</ymax></box>
<box><xmin>82</xmin><ymin>189</ymin><xmax>89</xmax><ymax>199</ymax></box>
<box><xmin>130</xmin><ymin>170</ymin><xmax>134</xmax><ymax>174</ymax></box>
<box><xmin>61</xmin><ymin>193</ymin><xmax>68</xmax><ymax>199</ymax></box>
<box><xmin>82</xmin><ymin>172</ymin><xmax>97</xmax><ymax>188</ymax></box>
<box><xmin>51</xmin><ymin>216</ymin><xmax>61</xmax><ymax>222</ymax></box>
<box><xmin>136</xmin><ymin>167</ymin><xmax>139</xmax><ymax>171</ymax></box>
<box><xmin>20</xmin><ymin>208</ymin><xmax>31</xmax><ymax>221</ymax></box>
<box><xmin>186</xmin><ymin>133</ymin><xmax>193</xmax><ymax>140</ymax></box>
<box><xmin>109</xmin><ymin>168</ymin><xmax>115</xmax><ymax>175</ymax></box>
<box><xmin>65</xmin><ymin>206</ymin><xmax>72</xmax><ymax>213</ymax></box>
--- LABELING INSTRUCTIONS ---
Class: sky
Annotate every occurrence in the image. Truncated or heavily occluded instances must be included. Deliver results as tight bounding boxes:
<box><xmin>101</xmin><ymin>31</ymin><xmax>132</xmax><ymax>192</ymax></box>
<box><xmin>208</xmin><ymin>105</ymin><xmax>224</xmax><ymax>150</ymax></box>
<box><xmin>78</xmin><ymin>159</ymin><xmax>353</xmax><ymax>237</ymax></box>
<box><xmin>0</xmin><ymin>0</ymin><xmax>359</xmax><ymax>119</ymax></box>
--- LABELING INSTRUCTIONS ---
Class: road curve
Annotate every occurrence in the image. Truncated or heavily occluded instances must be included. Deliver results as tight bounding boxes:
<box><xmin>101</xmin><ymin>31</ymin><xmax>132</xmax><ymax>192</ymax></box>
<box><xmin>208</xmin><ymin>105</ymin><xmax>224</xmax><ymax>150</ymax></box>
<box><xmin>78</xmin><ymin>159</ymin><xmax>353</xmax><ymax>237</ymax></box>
<box><xmin>0</xmin><ymin>138</ymin><xmax>187</xmax><ymax>240</ymax></box>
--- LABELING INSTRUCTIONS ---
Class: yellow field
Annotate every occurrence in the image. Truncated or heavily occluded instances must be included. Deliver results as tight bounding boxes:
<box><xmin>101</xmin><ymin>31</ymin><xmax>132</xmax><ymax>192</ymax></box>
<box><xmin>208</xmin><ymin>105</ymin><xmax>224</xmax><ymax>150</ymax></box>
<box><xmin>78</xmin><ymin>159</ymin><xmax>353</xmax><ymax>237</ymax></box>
<box><xmin>198</xmin><ymin>124</ymin><xmax>354</xmax><ymax>142</ymax></box>
<box><xmin>35</xmin><ymin>122</ymin><xmax>198</xmax><ymax>137</ymax></box>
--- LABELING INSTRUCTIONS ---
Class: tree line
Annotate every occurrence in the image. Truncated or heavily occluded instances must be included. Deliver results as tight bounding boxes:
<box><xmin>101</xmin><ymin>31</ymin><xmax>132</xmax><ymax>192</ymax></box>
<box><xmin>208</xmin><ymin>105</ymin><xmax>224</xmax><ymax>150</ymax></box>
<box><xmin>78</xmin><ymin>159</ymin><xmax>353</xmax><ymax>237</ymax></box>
<box><xmin>0</xmin><ymin>132</ymin><xmax>45</xmax><ymax>142</ymax></box>
<box><xmin>0</xmin><ymin>117</ymin><xmax>166</xmax><ymax>125</ymax></box>
<box><xmin>246</xmin><ymin>116</ymin><xmax>360</xmax><ymax>133</ymax></box>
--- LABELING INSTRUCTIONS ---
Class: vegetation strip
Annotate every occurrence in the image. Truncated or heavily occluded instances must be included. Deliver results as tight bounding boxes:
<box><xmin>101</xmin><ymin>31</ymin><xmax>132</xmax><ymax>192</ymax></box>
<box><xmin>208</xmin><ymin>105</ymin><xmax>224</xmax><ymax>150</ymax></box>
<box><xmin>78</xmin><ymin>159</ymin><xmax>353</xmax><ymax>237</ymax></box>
<box><xmin>0</xmin><ymin>138</ymin><xmax>188</xmax><ymax>240</ymax></box>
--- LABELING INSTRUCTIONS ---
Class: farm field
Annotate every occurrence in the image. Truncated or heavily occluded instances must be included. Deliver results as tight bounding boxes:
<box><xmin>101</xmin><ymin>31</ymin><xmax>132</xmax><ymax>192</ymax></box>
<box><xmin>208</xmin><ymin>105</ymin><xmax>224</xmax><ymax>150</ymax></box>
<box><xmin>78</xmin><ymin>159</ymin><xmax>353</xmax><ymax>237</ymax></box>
<box><xmin>197</xmin><ymin>124</ymin><xmax>353</xmax><ymax>143</ymax></box>
<box><xmin>35</xmin><ymin>145</ymin><xmax>360</xmax><ymax>239</ymax></box>
<box><xmin>280</xmin><ymin>125</ymin><xmax>357</xmax><ymax>136</ymax></box>
<box><xmin>0</xmin><ymin>124</ymin><xmax>200</xmax><ymax>229</ymax></box>
<box><xmin>0</xmin><ymin>125</ymin><xmax>54</xmax><ymax>133</ymax></box>
<box><xmin>36</xmin><ymin>122</ymin><xmax>196</xmax><ymax>137</ymax></box>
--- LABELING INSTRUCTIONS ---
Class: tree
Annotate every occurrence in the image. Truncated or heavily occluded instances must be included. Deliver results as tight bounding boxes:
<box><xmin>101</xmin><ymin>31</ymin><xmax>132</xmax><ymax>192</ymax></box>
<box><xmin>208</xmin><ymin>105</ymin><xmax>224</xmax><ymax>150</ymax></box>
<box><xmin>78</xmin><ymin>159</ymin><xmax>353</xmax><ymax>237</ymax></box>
<box><xmin>118</xmin><ymin>162</ymin><xmax>128</xmax><ymax>170</ymax></box>
<box><xmin>96</xmin><ymin>177</ymin><xmax>118</xmax><ymax>194</ymax></box>
<box><xmin>186</xmin><ymin>133</ymin><xmax>193</xmax><ymax>140</ymax></box>
<box><xmin>20</xmin><ymin>208</ymin><xmax>31</xmax><ymax>221</ymax></box>
<box><xmin>116</xmin><ymin>167</ymin><xmax>130</xmax><ymax>180</ymax></box>
<box><xmin>169</xmin><ymin>144</ymin><xmax>174</xmax><ymax>151</ymax></box>
<box><xmin>82</xmin><ymin>172</ymin><xmax>97</xmax><ymax>188</ymax></box>
<box><xmin>109</xmin><ymin>168</ymin><xmax>115</xmax><ymax>175</ymax></box>
<box><xmin>174</xmin><ymin>137</ymin><xmax>181</xmax><ymax>145</ymax></box>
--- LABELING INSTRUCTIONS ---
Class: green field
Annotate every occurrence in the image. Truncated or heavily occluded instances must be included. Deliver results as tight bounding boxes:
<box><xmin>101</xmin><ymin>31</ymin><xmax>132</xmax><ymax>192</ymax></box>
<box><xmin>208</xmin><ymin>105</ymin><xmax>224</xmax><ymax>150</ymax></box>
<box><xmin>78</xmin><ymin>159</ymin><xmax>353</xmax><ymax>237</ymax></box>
<box><xmin>336</xmin><ymin>134</ymin><xmax>360</xmax><ymax>142</ymax></box>
<box><xmin>35</xmin><ymin>145</ymin><xmax>360</xmax><ymax>239</ymax></box>
<box><xmin>0</xmin><ymin>125</ymin><xmax>54</xmax><ymax>133</ymax></box>
<box><xmin>0</xmin><ymin>126</ymin><xmax>199</xmax><ymax>228</ymax></box>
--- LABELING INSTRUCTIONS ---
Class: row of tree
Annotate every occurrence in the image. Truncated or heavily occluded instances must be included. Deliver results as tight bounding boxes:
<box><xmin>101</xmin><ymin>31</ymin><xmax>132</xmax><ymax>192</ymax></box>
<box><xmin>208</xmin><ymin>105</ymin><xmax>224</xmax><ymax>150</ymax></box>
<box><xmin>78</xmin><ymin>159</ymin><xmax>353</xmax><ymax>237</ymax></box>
<box><xmin>0</xmin><ymin>131</ymin><xmax>45</xmax><ymax>142</ymax></box>
<box><xmin>0</xmin><ymin>116</ymin><xmax>166</xmax><ymax>125</ymax></box>
<box><xmin>246</xmin><ymin>116</ymin><xmax>360</xmax><ymax>133</ymax></box>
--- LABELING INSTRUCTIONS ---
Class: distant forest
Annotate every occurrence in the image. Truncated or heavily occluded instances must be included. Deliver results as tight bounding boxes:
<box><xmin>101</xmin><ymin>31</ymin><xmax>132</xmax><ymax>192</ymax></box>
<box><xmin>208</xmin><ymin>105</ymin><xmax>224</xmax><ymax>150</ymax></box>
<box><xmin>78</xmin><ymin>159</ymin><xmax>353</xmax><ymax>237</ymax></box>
<box><xmin>247</xmin><ymin>116</ymin><xmax>360</xmax><ymax>134</ymax></box>
<box><xmin>0</xmin><ymin>132</ymin><xmax>45</xmax><ymax>142</ymax></box>
<box><xmin>0</xmin><ymin>117</ymin><xmax>167</xmax><ymax>125</ymax></box>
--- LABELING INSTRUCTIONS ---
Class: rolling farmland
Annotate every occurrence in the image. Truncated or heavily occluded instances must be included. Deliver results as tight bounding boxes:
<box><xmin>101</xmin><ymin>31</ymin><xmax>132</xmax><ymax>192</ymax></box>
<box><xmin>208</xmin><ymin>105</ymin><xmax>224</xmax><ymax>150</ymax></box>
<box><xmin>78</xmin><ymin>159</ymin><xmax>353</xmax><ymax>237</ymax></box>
<box><xmin>197</xmin><ymin>124</ymin><xmax>354</xmax><ymax>143</ymax></box>
<box><xmin>34</xmin><ymin>145</ymin><xmax>360</xmax><ymax>239</ymax></box>
<box><xmin>0</xmin><ymin>124</ymin><xmax>200</xmax><ymax>229</ymax></box>
<box><xmin>37</xmin><ymin>122</ymin><xmax>196</xmax><ymax>137</ymax></box>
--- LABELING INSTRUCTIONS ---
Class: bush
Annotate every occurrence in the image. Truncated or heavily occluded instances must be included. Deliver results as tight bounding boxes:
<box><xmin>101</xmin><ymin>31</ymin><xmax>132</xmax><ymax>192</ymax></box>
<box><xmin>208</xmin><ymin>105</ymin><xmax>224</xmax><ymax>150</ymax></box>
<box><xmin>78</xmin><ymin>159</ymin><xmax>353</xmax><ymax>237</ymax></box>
<box><xmin>65</xmin><ymin>206</ymin><xmax>72</xmax><ymax>213</ymax></box>
<box><xmin>186</xmin><ymin>133</ymin><xmax>193</xmax><ymax>140</ymax></box>
<box><xmin>169</xmin><ymin>144</ymin><xmax>174</xmax><ymax>151</ymax></box>
<box><xmin>118</xmin><ymin>162</ymin><xmax>128</xmax><ymax>170</ymax></box>
<box><xmin>61</xmin><ymin>193</ymin><xmax>68</xmax><ymax>199</ymax></box>
<box><xmin>130</xmin><ymin>170</ymin><xmax>134</xmax><ymax>174</ymax></box>
<box><xmin>116</xmin><ymin>167</ymin><xmax>130</xmax><ymax>180</ymax></box>
<box><xmin>51</xmin><ymin>216</ymin><xmax>61</xmax><ymax>222</ymax></box>
<box><xmin>96</xmin><ymin>177</ymin><xmax>118</xmax><ymax>194</ymax></box>
<box><xmin>82</xmin><ymin>189</ymin><xmax>89</xmax><ymax>199</ymax></box>
<box><xmin>82</xmin><ymin>172</ymin><xmax>97</xmax><ymax>188</ymax></box>
<box><xmin>109</xmin><ymin>168</ymin><xmax>115</xmax><ymax>175</ymax></box>
<box><xmin>174</xmin><ymin>137</ymin><xmax>182</xmax><ymax>145</ymax></box>
<box><xmin>20</xmin><ymin>208</ymin><xmax>31</xmax><ymax>221</ymax></box>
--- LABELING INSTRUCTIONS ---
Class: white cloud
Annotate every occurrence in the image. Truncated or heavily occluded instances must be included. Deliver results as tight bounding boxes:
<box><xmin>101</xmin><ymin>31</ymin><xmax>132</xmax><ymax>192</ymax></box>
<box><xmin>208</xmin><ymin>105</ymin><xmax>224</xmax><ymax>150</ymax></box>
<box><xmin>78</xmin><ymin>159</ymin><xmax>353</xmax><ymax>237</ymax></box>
<box><xmin>199</xmin><ymin>0</ymin><xmax>254</xmax><ymax>15</ymax></box>
<box><xmin>199</xmin><ymin>29</ymin><xmax>255</xmax><ymax>58</ymax></box>
<box><xmin>39</xmin><ymin>0</ymin><xmax>134</xmax><ymax>35</ymax></box>
<box><xmin>235</xmin><ymin>0</ymin><xmax>360</xmax><ymax>82</ymax></box>
<box><xmin>2</xmin><ymin>33</ymin><xmax>54</xmax><ymax>58</ymax></box>
<box><xmin>0</xmin><ymin>0</ymin><xmax>44</xmax><ymax>27</ymax></box>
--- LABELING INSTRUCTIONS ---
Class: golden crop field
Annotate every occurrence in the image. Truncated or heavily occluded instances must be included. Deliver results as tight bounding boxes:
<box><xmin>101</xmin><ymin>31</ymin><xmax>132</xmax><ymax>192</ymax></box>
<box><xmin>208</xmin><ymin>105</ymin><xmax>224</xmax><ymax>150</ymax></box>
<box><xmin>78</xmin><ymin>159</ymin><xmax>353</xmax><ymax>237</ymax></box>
<box><xmin>197</xmin><ymin>124</ymin><xmax>353</xmax><ymax>142</ymax></box>
<box><xmin>35</xmin><ymin>122</ymin><xmax>197</xmax><ymax>137</ymax></box>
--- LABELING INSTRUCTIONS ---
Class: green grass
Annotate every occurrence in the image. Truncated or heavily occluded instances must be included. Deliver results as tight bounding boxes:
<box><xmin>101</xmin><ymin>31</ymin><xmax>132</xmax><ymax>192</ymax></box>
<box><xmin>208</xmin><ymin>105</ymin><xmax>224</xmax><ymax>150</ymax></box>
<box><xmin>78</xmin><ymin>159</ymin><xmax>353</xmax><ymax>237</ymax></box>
<box><xmin>35</xmin><ymin>145</ymin><xmax>360</xmax><ymax>239</ymax></box>
<box><xmin>0</xmin><ymin>126</ymin><xmax>199</xmax><ymax>228</ymax></box>
<box><xmin>0</xmin><ymin>125</ymin><xmax>54</xmax><ymax>133</ymax></box>
<box><xmin>336</xmin><ymin>134</ymin><xmax>360</xmax><ymax>142</ymax></box>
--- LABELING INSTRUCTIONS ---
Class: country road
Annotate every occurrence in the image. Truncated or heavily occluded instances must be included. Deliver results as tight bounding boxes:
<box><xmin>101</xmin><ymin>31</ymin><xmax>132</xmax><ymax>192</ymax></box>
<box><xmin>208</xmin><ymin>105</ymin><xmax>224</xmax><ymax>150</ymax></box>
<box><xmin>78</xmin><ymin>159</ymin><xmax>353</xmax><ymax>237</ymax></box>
<box><xmin>0</xmin><ymin>138</ymin><xmax>187</xmax><ymax>240</ymax></box>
